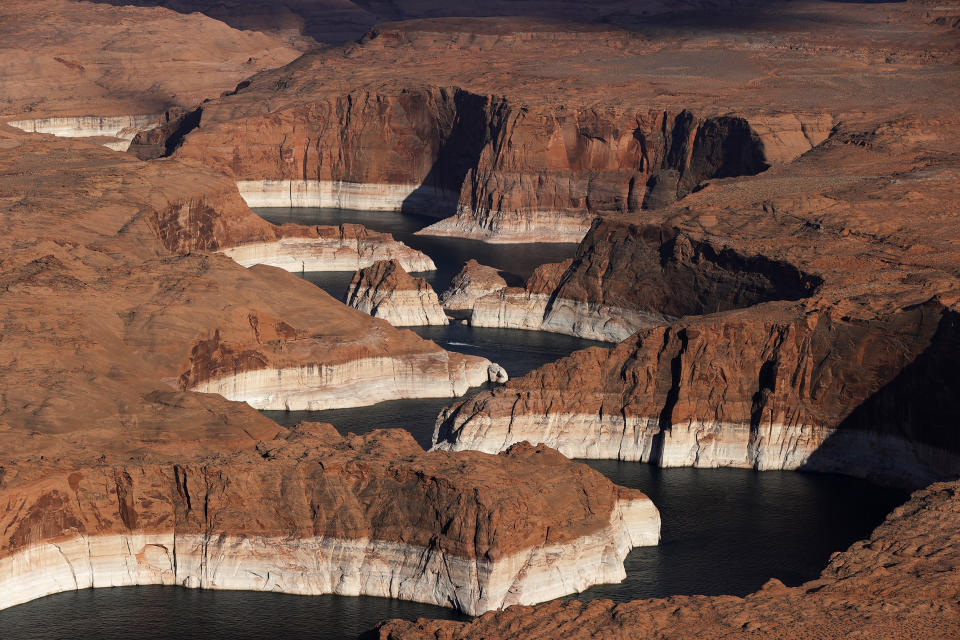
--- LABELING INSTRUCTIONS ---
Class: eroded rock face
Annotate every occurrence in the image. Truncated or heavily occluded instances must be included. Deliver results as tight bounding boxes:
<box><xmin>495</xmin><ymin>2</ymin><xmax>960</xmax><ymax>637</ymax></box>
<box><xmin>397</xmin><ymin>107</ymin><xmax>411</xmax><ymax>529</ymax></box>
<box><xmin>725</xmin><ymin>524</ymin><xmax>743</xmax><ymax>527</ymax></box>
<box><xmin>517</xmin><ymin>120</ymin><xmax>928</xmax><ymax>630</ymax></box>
<box><xmin>439</xmin><ymin>260</ymin><xmax>508</xmax><ymax>313</ymax></box>
<box><xmin>372</xmin><ymin>478</ymin><xmax>960</xmax><ymax>639</ymax></box>
<box><xmin>0</xmin><ymin>426</ymin><xmax>659</xmax><ymax>615</ymax></box>
<box><xmin>346</xmin><ymin>260</ymin><xmax>448</xmax><ymax>326</ymax></box>
<box><xmin>434</xmin><ymin>112</ymin><xmax>960</xmax><ymax>488</ymax></box>
<box><xmin>172</xmin><ymin>16</ymin><xmax>863</xmax><ymax>242</ymax></box>
<box><xmin>0</xmin><ymin>129</ymin><xmax>497</xmax><ymax>453</ymax></box>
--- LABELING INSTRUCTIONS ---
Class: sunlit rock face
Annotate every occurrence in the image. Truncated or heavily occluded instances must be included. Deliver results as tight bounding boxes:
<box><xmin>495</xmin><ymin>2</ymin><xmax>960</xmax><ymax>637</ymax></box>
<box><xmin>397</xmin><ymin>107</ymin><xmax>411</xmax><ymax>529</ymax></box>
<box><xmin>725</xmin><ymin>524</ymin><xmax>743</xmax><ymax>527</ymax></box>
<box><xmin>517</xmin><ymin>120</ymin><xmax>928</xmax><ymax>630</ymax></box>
<box><xmin>218</xmin><ymin>225</ymin><xmax>436</xmax><ymax>273</ymax></box>
<box><xmin>0</xmin><ymin>427</ymin><xmax>658</xmax><ymax>616</ymax></box>
<box><xmin>346</xmin><ymin>260</ymin><xmax>449</xmax><ymax>327</ymax></box>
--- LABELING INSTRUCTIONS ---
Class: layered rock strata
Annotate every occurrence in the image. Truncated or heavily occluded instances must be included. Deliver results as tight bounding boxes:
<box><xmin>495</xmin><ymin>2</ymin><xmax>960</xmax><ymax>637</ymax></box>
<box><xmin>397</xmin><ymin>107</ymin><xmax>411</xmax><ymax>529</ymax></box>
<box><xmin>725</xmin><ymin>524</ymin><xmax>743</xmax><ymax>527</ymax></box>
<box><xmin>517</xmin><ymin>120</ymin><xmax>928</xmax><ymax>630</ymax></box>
<box><xmin>0</xmin><ymin>426</ymin><xmax>659</xmax><ymax>615</ymax></box>
<box><xmin>218</xmin><ymin>224</ymin><xmax>435</xmax><ymax>273</ymax></box>
<box><xmin>374</xmin><ymin>477</ymin><xmax>960</xmax><ymax>639</ymax></box>
<box><xmin>346</xmin><ymin>260</ymin><xmax>449</xmax><ymax>327</ymax></box>
<box><xmin>434</xmin><ymin>113</ymin><xmax>960</xmax><ymax>489</ymax></box>
<box><xmin>0</xmin><ymin>129</ymin><xmax>500</xmax><ymax>450</ymax></box>
<box><xmin>173</xmin><ymin>13</ymin><xmax>903</xmax><ymax>242</ymax></box>
<box><xmin>439</xmin><ymin>260</ymin><xmax>508</xmax><ymax>314</ymax></box>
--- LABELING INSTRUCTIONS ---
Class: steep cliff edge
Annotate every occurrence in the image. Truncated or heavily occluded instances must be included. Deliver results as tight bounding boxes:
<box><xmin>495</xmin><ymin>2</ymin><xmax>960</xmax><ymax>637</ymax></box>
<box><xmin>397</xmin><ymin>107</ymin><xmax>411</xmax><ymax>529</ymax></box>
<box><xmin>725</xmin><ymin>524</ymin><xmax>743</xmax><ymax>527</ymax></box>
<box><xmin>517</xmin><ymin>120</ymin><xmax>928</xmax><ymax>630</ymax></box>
<box><xmin>434</xmin><ymin>114</ymin><xmax>960</xmax><ymax>488</ymax></box>
<box><xmin>173</xmin><ymin>13</ymin><xmax>896</xmax><ymax>242</ymax></box>
<box><xmin>372</xmin><ymin>477</ymin><xmax>960</xmax><ymax>639</ymax></box>
<box><xmin>347</xmin><ymin>260</ymin><xmax>449</xmax><ymax>326</ymax></box>
<box><xmin>0</xmin><ymin>426</ymin><xmax>659</xmax><ymax>615</ymax></box>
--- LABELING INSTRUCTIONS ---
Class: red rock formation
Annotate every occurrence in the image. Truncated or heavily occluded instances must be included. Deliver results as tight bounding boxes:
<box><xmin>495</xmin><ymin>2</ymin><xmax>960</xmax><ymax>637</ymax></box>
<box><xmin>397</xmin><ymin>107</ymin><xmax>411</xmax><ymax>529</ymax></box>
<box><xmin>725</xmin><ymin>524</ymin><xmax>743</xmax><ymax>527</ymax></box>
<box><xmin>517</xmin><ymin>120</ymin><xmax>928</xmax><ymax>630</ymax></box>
<box><xmin>372</xmin><ymin>478</ymin><xmax>960</xmax><ymax>639</ymax></box>
<box><xmin>435</xmin><ymin>113</ymin><xmax>960</xmax><ymax>488</ymax></box>
<box><xmin>346</xmin><ymin>260</ymin><xmax>450</xmax><ymax>326</ymax></box>
<box><xmin>0</xmin><ymin>426</ymin><xmax>658</xmax><ymax>614</ymax></box>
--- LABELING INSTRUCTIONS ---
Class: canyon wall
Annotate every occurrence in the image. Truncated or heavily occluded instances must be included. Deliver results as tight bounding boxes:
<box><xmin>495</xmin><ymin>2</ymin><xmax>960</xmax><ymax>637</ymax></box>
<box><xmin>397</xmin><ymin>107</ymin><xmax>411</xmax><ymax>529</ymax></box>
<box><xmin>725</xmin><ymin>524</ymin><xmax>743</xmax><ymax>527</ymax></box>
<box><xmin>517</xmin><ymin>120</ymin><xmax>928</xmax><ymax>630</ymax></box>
<box><xmin>0</xmin><ymin>427</ymin><xmax>659</xmax><ymax>615</ymax></box>
<box><xmin>174</xmin><ymin>23</ymin><xmax>831</xmax><ymax>243</ymax></box>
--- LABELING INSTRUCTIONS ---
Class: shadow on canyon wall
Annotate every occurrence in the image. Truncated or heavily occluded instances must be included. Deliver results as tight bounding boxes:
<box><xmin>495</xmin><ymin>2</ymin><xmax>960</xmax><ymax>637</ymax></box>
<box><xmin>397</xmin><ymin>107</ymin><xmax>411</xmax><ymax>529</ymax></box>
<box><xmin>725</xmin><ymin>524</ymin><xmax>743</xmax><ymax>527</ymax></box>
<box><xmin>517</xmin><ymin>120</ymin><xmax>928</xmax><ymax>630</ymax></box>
<box><xmin>399</xmin><ymin>90</ymin><xmax>509</xmax><ymax>218</ymax></box>
<box><xmin>799</xmin><ymin>304</ymin><xmax>960</xmax><ymax>486</ymax></box>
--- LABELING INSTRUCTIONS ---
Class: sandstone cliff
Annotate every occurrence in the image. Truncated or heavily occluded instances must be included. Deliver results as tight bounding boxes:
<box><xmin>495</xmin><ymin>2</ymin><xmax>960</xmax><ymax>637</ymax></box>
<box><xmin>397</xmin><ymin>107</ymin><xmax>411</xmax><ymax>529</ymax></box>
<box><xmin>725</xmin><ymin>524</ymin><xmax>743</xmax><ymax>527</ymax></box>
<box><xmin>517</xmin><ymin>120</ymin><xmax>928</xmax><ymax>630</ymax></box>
<box><xmin>0</xmin><ymin>425</ymin><xmax>659</xmax><ymax>615</ymax></box>
<box><xmin>172</xmin><ymin>17</ymin><xmax>860</xmax><ymax>242</ymax></box>
<box><xmin>372</xmin><ymin>477</ymin><xmax>960</xmax><ymax>639</ymax></box>
<box><xmin>434</xmin><ymin>113</ymin><xmax>960</xmax><ymax>488</ymax></box>
<box><xmin>346</xmin><ymin>260</ymin><xmax>449</xmax><ymax>326</ymax></box>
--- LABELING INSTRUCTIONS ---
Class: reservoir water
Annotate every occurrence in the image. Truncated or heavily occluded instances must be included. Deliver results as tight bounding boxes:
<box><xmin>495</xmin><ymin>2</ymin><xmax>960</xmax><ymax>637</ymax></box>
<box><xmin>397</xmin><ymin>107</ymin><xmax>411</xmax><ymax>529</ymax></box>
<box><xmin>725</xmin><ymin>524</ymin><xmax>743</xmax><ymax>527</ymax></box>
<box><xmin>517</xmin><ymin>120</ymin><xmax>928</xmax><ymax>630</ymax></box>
<box><xmin>0</xmin><ymin>207</ymin><xmax>909</xmax><ymax>639</ymax></box>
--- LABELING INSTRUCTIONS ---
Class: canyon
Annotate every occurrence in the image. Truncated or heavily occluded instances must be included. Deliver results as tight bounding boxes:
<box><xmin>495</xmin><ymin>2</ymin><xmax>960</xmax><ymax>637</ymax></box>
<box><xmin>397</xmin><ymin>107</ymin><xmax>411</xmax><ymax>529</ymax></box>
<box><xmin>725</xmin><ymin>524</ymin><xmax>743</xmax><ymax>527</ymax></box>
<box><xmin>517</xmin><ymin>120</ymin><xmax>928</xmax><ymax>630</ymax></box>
<box><xmin>0</xmin><ymin>124</ymin><xmax>660</xmax><ymax>614</ymax></box>
<box><xmin>433</xmin><ymin>114</ymin><xmax>960</xmax><ymax>489</ymax></box>
<box><xmin>1</xmin><ymin>0</ymin><xmax>959</xmax><ymax>638</ymax></box>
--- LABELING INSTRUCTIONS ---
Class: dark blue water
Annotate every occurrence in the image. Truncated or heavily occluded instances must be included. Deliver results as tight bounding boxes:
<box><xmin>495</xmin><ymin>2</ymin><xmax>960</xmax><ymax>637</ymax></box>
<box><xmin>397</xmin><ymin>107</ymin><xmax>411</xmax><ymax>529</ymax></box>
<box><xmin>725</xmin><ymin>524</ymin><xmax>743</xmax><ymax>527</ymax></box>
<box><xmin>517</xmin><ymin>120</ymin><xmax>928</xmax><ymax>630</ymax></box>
<box><xmin>265</xmin><ymin>323</ymin><xmax>607</xmax><ymax>449</ymax></box>
<box><xmin>0</xmin><ymin>207</ymin><xmax>909</xmax><ymax>639</ymax></box>
<box><xmin>253</xmin><ymin>206</ymin><xmax>580</xmax><ymax>297</ymax></box>
<box><xmin>0</xmin><ymin>588</ymin><xmax>467</xmax><ymax>640</ymax></box>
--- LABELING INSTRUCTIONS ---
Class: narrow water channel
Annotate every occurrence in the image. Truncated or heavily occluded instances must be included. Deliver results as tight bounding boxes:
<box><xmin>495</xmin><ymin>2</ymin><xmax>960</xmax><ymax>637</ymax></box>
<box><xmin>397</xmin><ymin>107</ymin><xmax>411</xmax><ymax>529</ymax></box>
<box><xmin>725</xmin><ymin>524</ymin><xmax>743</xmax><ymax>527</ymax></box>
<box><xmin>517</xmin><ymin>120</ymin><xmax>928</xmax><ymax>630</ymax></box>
<box><xmin>0</xmin><ymin>206</ymin><xmax>909</xmax><ymax>640</ymax></box>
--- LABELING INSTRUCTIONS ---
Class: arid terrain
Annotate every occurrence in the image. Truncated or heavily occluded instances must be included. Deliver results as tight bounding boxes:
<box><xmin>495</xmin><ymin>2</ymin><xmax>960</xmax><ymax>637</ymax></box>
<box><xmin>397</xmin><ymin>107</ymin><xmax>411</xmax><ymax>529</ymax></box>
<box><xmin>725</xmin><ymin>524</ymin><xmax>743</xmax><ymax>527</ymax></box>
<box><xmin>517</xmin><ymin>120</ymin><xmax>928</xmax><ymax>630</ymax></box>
<box><xmin>1</xmin><ymin>0</ymin><xmax>959</xmax><ymax>638</ymax></box>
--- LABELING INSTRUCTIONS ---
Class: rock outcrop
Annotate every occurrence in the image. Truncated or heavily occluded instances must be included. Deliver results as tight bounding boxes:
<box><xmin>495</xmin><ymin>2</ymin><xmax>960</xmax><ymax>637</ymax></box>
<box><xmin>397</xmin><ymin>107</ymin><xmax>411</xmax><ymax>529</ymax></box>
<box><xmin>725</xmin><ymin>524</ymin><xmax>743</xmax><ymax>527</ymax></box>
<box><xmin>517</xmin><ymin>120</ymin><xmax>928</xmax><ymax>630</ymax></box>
<box><xmin>372</xmin><ymin>477</ymin><xmax>960</xmax><ymax>639</ymax></box>
<box><xmin>0</xmin><ymin>425</ymin><xmax>659</xmax><ymax>615</ymax></box>
<box><xmin>171</xmin><ymin>14</ymin><xmax>876</xmax><ymax>242</ymax></box>
<box><xmin>346</xmin><ymin>260</ymin><xmax>449</xmax><ymax>326</ymax></box>
<box><xmin>470</xmin><ymin>219</ymin><xmax>819</xmax><ymax>342</ymax></box>
<box><xmin>433</xmin><ymin>113</ymin><xmax>960</xmax><ymax>488</ymax></box>
<box><xmin>439</xmin><ymin>260</ymin><xmax>508</xmax><ymax>314</ymax></box>
<box><xmin>219</xmin><ymin>224</ymin><xmax>436</xmax><ymax>274</ymax></box>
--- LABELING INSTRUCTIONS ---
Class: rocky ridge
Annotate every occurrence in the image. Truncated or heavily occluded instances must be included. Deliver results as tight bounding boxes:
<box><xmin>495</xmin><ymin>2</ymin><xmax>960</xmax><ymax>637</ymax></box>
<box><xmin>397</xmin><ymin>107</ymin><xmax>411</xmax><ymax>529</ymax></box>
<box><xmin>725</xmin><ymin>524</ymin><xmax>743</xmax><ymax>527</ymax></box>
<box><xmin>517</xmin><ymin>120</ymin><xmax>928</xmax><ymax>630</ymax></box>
<box><xmin>439</xmin><ymin>260</ymin><xmax>508</xmax><ymax>314</ymax></box>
